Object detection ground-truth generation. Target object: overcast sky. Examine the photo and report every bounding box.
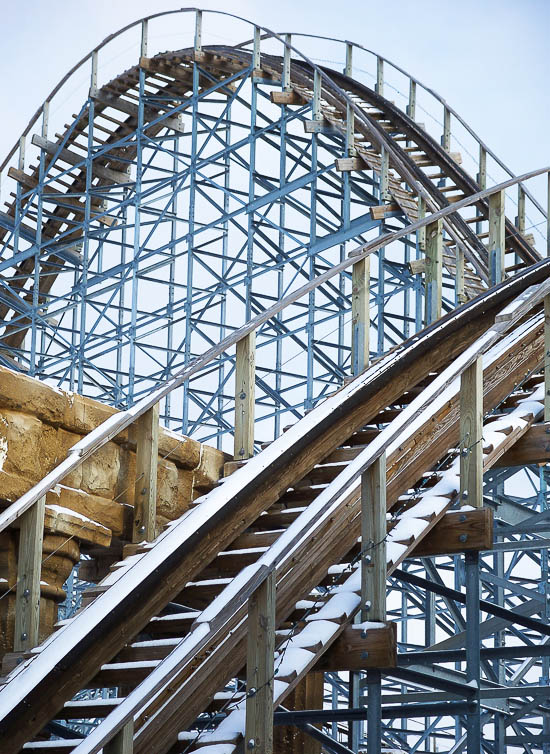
[1,0,548,186]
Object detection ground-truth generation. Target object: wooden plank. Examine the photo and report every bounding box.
[316,623,397,671]
[409,509,493,556]
[245,571,276,754]
[369,202,400,220]
[234,332,256,461]
[14,495,45,652]
[496,422,550,466]
[132,403,160,543]
[425,219,443,324]
[459,358,483,508]
[335,156,366,172]
[104,721,134,754]
[361,453,386,622]
[408,258,425,275]
[488,189,505,285]
[270,90,303,105]
[351,256,370,375]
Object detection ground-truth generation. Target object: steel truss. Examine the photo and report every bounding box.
[1,9,549,753]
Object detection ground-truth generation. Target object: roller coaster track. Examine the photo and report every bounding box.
[0,10,549,754]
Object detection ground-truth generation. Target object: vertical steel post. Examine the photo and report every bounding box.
[465,550,481,754]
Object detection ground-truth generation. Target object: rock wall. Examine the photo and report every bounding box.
[0,365,227,656]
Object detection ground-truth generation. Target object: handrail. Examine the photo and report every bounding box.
[0,166,547,537]
[276,32,547,220]
[68,277,550,753]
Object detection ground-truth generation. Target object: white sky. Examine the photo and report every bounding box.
[1,0,548,183]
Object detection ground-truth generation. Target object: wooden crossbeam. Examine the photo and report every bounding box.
[409,508,493,557]
[316,623,397,671]
[496,422,550,466]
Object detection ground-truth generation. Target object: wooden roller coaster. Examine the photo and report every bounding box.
[0,9,549,754]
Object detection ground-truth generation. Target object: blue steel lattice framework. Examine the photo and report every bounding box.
[0,10,550,754]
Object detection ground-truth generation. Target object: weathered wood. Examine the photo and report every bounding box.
[274,672,323,754]
[335,156,365,172]
[488,189,505,285]
[234,332,256,460]
[546,295,550,422]
[408,258,425,275]
[456,244,466,304]
[361,452,386,622]
[132,403,159,543]
[369,202,400,219]
[14,495,46,652]
[409,508,493,556]
[245,571,276,754]
[497,422,550,466]
[460,357,483,508]
[316,623,397,670]
[270,90,303,105]
[351,256,370,375]
[425,219,443,324]
[104,721,133,754]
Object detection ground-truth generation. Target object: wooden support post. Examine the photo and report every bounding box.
[442,107,451,152]
[361,452,386,623]
[488,189,505,285]
[346,104,355,156]
[246,571,276,754]
[253,26,261,72]
[234,331,256,460]
[140,19,148,58]
[351,255,370,375]
[345,42,353,78]
[90,50,98,98]
[456,243,466,305]
[194,10,202,53]
[460,357,483,509]
[376,56,384,96]
[417,195,426,251]
[282,34,291,90]
[517,185,526,234]
[407,79,416,120]
[545,295,550,422]
[14,495,45,651]
[380,147,389,202]
[424,219,443,325]
[477,146,487,190]
[104,721,134,754]
[132,403,159,543]
[312,69,321,121]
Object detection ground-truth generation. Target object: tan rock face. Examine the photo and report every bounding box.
[0,365,228,657]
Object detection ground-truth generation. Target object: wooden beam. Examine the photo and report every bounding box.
[425,219,443,324]
[361,453,386,622]
[351,256,370,375]
[14,495,45,652]
[408,508,493,557]
[270,90,303,106]
[496,422,550,466]
[234,331,256,461]
[132,403,159,543]
[274,672,323,754]
[104,721,133,754]
[335,156,366,172]
[245,571,276,754]
[316,623,397,671]
[460,357,483,508]
[488,189,505,285]
[369,202,400,220]
[456,244,466,304]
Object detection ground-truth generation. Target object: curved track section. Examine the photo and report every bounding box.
[0,14,543,451]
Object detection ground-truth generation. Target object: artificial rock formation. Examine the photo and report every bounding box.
[0,365,227,656]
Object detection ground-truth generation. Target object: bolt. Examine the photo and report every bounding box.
[459,514,467,523]
[248,687,256,697]
[21,632,27,641]
[247,739,256,749]
[364,555,372,565]
[364,600,372,610]
[139,525,146,533]
[141,487,147,495]
[459,534,468,543]
[361,629,368,639]
[23,588,30,598]
[239,447,245,457]
[361,651,369,660]
[240,391,246,400]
